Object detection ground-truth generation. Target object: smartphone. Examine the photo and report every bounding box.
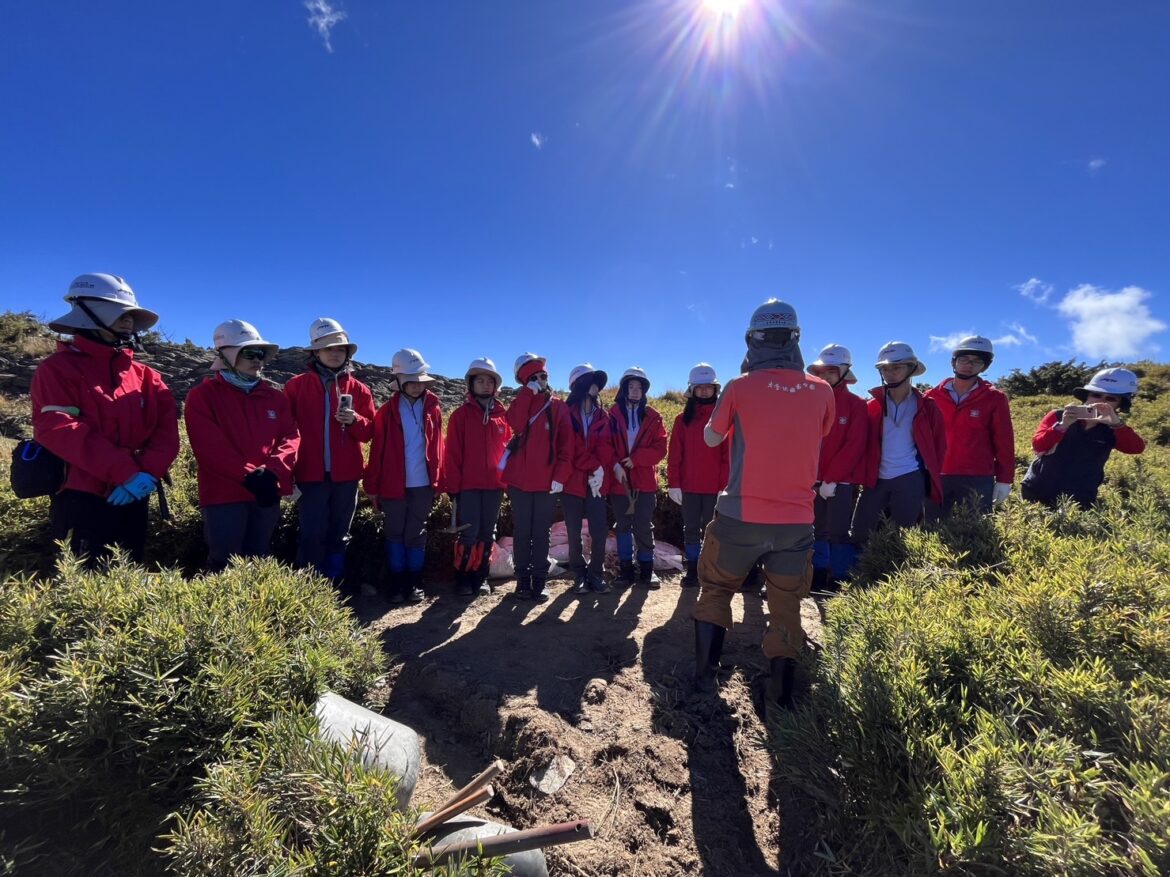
[338,393,353,411]
[1066,405,1096,419]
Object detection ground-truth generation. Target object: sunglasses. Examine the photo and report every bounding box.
[237,348,267,362]
[1086,392,1120,403]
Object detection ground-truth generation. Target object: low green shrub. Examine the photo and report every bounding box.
[0,555,386,875]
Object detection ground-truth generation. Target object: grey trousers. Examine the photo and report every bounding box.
[681,492,718,547]
[850,470,926,546]
[381,486,434,549]
[561,493,608,576]
[814,483,857,543]
[455,488,503,551]
[202,501,282,573]
[296,477,359,568]
[508,487,555,578]
[613,490,656,558]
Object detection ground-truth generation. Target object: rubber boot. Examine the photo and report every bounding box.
[829,542,859,588]
[514,575,532,599]
[766,656,797,715]
[615,560,636,588]
[384,542,406,604]
[638,559,661,590]
[693,620,726,695]
[682,560,698,588]
[531,573,549,604]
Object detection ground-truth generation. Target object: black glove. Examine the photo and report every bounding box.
[243,468,281,508]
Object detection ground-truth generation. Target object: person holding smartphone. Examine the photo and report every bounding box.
[1021,368,1146,509]
[284,318,376,598]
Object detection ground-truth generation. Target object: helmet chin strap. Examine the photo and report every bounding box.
[74,298,140,351]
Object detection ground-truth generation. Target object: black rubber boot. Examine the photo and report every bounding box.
[615,561,636,588]
[531,574,549,604]
[406,570,425,604]
[693,620,726,695]
[638,559,661,590]
[681,560,698,588]
[514,575,533,599]
[766,657,797,713]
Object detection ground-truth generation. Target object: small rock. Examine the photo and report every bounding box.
[529,754,576,795]
[583,678,608,705]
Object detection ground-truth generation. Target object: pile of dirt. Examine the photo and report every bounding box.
[361,574,825,876]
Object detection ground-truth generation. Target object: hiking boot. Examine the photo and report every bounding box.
[406,570,425,604]
[514,575,533,599]
[693,620,726,695]
[587,571,611,594]
[532,575,549,604]
[614,561,636,588]
[681,560,698,588]
[456,571,476,598]
[766,656,797,712]
[572,572,589,595]
[638,560,661,590]
[477,578,492,597]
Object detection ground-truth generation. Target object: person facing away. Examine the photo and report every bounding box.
[31,273,179,565]
[692,298,835,715]
[284,318,376,599]
[184,319,300,573]
[1021,367,1146,509]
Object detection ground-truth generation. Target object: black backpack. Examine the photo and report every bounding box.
[10,439,65,499]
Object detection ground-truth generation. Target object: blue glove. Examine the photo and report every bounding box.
[107,486,136,506]
[122,472,158,500]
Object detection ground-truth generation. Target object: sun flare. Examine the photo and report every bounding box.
[702,0,749,18]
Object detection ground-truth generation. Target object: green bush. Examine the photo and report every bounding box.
[165,709,504,877]
[772,486,1170,875]
[0,555,386,875]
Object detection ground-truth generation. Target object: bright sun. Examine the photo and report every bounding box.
[703,0,749,18]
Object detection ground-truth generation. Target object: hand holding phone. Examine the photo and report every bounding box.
[336,393,355,429]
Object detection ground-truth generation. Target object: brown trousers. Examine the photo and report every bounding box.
[693,513,813,659]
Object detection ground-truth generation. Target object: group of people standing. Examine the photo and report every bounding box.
[28,274,1148,713]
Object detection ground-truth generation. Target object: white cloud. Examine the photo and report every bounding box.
[304,0,346,52]
[530,132,545,149]
[928,331,974,353]
[930,323,1037,352]
[1001,322,1038,345]
[1056,284,1168,359]
[1016,277,1053,305]
[724,182,736,189]
[1088,158,1107,174]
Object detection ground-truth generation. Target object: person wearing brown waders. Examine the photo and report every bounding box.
[692,299,835,714]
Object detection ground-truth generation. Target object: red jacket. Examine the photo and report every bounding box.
[502,387,573,492]
[817,381,869,484]
[284,370,376,483]
[607,404,668,495]
[364,391,443,499]
[924,379,1016,483]
[667,406,728,494]
[440,395,510,494]
[30,336,180,498]
[1032,410,1146,456]
[565,402,617,498]
[861,387,947,505]
[185,375,300,507]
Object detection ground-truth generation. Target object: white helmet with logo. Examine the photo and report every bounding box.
[808,344,857,384]
[568,363,609,392]
[392,348,435,384]
[49,273,159,335]
[1075,367,1138,401]
[465,357,503,390]
[952,335,994,365]
[746,298,801,344]
[308,317,358,358]
[513,352,547,384]
[211,319,279,370]
[620,366,651,392]
[686,363,720,396]
[875,341,927,377]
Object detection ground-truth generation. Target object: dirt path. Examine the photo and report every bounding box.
[360,571,825,876]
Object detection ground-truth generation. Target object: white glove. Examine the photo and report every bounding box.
[588,467,604,498]
[817,482,837,500]
[526,379,543,392]
[549,480,564,494]
[668,487,683,505]
[992,482,1012,505]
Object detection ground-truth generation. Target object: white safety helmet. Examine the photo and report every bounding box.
[513,352,548,384]
[308,317,358,358]
[686,363,720,396]
[1074,367,1138,411]
[620,366,651,393]
[49,273,159,335]
[392,348,435,384]
[952,335,994,366]
[211,319,279,371]
[875,341,927,377]
[746,298,801,344]
[465,357,503,391]
[568,363,609,392]
[808,344,857,384]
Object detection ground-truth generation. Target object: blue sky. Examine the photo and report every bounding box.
[2,0,1168,391]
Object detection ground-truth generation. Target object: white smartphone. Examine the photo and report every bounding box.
[338,393,353,411]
